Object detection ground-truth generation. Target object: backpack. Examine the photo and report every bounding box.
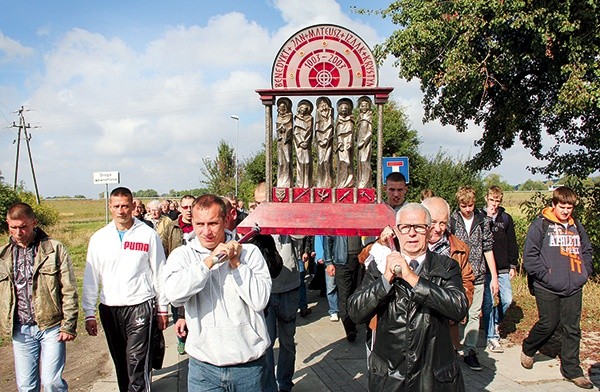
[249,234,283,279]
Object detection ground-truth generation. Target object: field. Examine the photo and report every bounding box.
[0,193,598,388]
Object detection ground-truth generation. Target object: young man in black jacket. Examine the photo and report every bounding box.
[521,187,594,389]
[481,186,519,353]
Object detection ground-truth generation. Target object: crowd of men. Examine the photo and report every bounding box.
[0,176,595,391]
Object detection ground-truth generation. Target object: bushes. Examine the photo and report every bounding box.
[0,183,58,232]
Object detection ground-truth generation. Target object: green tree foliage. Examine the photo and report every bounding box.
[133,189,160,198]
[483,173,514,192]
[0,181,58,232]
[0,182,21,231]
[372,0,600,178]
[240,148,269,202]
[416,150,485,207]
[518,179,547,191]
[201,140,238,196]
[521,178,600,273]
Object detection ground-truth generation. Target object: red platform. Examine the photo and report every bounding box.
[237,202,396,236]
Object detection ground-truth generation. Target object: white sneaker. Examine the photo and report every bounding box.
[330,313,339,322]
[487,339,504,353]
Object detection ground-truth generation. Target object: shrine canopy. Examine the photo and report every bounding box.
[239,24,396,237]
[272,24,378,90]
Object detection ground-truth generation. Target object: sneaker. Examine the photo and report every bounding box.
[520,351,534,369]
[487,339,504,353]
[330,313,339,322]
[299,308,312,317]
[463,350,482,371]
[346,331,357,342]
[566,376,594,389]
[177,341,186,355]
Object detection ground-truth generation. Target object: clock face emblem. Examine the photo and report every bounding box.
[272,24,378,89]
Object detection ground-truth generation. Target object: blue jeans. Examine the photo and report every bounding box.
[188,355,265,391]
[297,260,308,310]
[325,268,339,315]
[463,283,484,352]
[264,289,298,392]
[482,272,513,341]
[13,324,68,392]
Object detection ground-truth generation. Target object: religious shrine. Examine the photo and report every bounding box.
[238,24,396,236]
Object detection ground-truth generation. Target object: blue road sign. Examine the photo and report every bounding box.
[382,157,409,184]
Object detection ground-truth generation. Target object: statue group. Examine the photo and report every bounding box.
[275,96,374,189]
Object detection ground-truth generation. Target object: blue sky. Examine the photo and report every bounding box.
[0,0,544,198]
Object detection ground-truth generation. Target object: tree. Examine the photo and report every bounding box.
[371,0,600,178]
[201,140,238,196]
[0,181,58,232]
[518,179,547,191]
[483,173,514,192]
[133,189,160,198]
[416,150,485,207]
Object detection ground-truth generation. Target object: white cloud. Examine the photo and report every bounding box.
[0,32,34,62]
[0,0,548,197]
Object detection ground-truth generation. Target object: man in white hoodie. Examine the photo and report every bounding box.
[163,194,271,391]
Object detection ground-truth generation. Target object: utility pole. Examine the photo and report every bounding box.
[11,106,41,204]
[230,115,240,196]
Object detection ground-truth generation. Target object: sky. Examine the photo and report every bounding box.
[0,0,547,198]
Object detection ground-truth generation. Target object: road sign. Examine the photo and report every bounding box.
[382,157,409,184]
[93,171,120,185]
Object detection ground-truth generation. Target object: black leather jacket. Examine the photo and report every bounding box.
[348,251,467,391]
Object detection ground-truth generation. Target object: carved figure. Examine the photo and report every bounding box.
[314,97,334,188]
[356,96,373,188]
[275,98,293,187]
[293,100,314,188]
[335,98,355,188]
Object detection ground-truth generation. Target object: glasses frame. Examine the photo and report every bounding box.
[396,223,429,235]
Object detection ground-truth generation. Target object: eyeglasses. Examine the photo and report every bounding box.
[181,205,192,210]
[396,224,429,235]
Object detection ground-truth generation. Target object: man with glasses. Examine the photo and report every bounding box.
[176,195,195,243]
[349,203,467,391]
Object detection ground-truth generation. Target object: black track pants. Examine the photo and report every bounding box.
[99,300,154,392]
